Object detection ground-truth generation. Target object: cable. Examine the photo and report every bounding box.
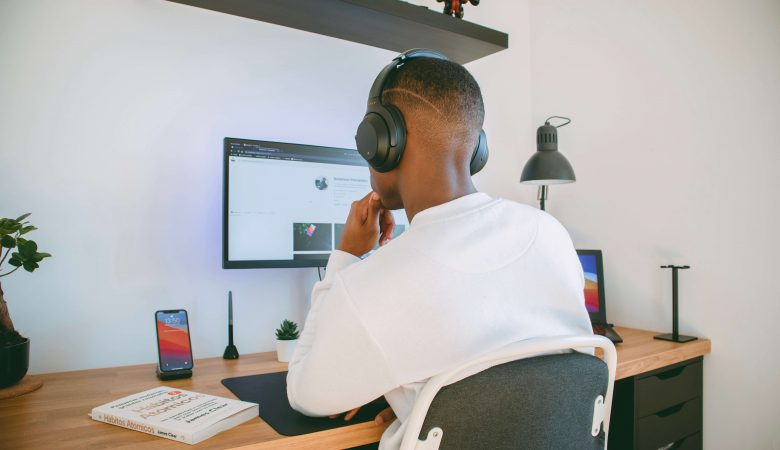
[545,116,571,128]
[317,266,323,282]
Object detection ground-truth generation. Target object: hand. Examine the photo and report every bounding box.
[338,192,395,257]
[374,406,396,425]
[329,407,362,421]
[327,405,396,425]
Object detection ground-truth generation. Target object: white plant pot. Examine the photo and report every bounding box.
[276,339,298,363]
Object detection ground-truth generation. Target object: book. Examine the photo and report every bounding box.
[89,386,259,445]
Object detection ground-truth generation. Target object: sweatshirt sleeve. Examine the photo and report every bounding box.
[287,251,398,416]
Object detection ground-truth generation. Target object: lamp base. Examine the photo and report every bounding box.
[654,333,698,343]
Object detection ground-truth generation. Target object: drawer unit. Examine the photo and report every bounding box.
[608,357,703,450]
[636,361,702,417]
[637,398,702,450]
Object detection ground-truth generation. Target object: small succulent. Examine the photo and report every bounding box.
[275,319,300,341]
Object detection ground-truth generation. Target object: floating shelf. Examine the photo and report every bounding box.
[165,0,508,64]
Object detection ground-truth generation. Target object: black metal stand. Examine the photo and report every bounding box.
[223,291,239,359]
[538,185,548,211]
[655,265,698,343]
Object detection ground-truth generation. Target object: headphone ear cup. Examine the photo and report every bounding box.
[356,112,389,170]
[381,103,407,170]
[355,104,407,173]
[469,129,489,175]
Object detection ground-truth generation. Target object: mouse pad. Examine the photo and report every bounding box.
[221,371,388,436]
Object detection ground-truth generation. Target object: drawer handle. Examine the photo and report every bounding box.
[657,433,695,450]
[655,402,685,418]
[655,366,686,380]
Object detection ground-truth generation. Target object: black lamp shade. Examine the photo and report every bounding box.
[520,123,576,185]
[520,151,576,185]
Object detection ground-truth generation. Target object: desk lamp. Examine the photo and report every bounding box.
[520,116,576,210]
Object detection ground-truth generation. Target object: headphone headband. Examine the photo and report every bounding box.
[367,49,449,104]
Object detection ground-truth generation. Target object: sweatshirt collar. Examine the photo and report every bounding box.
[409,192,494,227]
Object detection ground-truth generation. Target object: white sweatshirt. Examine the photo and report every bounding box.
[287,192,593,449]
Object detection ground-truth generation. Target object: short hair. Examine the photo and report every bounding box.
[381,57,485,153]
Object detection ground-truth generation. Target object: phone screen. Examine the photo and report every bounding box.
[155,310,193,371]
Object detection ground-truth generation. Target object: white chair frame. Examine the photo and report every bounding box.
[399,335,618,450]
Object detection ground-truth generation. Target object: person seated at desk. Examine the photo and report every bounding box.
[286,54,593,449]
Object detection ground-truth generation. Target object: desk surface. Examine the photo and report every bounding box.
[0,327,710,450]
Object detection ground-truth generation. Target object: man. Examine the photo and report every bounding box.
[287,54,592,449]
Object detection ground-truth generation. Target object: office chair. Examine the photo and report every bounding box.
[399,335,617,450]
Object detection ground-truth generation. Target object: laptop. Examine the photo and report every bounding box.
[577,249,623,344]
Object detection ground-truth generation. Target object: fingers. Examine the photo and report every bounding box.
[374,406,396,425]
[366,192,382,224]
[354,192,380,224]
[344,407,361,421]
[379,209,395,246]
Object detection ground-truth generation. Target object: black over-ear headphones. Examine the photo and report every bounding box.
[355,49,489,175]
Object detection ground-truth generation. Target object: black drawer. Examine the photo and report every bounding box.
[651,432,702,450]
[670,432,702,450]
[637,398,702,450]
[636,360,702,417]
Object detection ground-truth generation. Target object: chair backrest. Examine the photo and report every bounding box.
[399,335,617,450]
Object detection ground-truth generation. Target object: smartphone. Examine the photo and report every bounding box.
[155,309,193,372]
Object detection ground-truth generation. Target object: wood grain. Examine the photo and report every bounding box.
[609,327,711,380]
[0,375,43,400]
[0,327,709,450]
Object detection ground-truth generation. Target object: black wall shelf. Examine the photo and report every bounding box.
[165,0,508,64]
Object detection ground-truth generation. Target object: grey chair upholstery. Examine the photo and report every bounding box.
[416,352,609,450]
[400,336,616,450]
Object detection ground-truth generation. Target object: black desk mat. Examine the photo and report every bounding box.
[222,371,388,436]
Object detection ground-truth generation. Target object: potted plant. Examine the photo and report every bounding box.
[275,319,300,363]
[0,213,51,389]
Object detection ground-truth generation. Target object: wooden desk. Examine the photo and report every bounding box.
[0,327,710,450]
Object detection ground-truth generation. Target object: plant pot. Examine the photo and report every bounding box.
[0,337,29,389]
[276,339,298,363]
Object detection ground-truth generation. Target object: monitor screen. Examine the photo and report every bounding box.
[223,138,407,269]
[577,251,602,314]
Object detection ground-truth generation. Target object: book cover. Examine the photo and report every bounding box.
[90,386,258,445]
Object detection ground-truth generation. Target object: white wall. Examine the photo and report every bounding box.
[0,0,534,373]
[528,1,780,448]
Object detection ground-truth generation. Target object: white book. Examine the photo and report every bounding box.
[90,386,259,445]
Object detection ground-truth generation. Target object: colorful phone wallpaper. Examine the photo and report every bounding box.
[156,311,192,371]
[578,254,600,313]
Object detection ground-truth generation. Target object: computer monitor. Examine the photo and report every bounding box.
[223,137,407,269]
[576,249,607,323]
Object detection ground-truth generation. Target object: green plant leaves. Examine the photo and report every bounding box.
[0,213,32,237]
[19,240,37,258]
[0,213,51,276]
[0,235,15,249]
[19,225,37,235]
[0,220,21,236]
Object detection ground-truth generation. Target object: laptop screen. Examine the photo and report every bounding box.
[578,253,600,314]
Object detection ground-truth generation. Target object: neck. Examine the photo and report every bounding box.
[399,166,477,222]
